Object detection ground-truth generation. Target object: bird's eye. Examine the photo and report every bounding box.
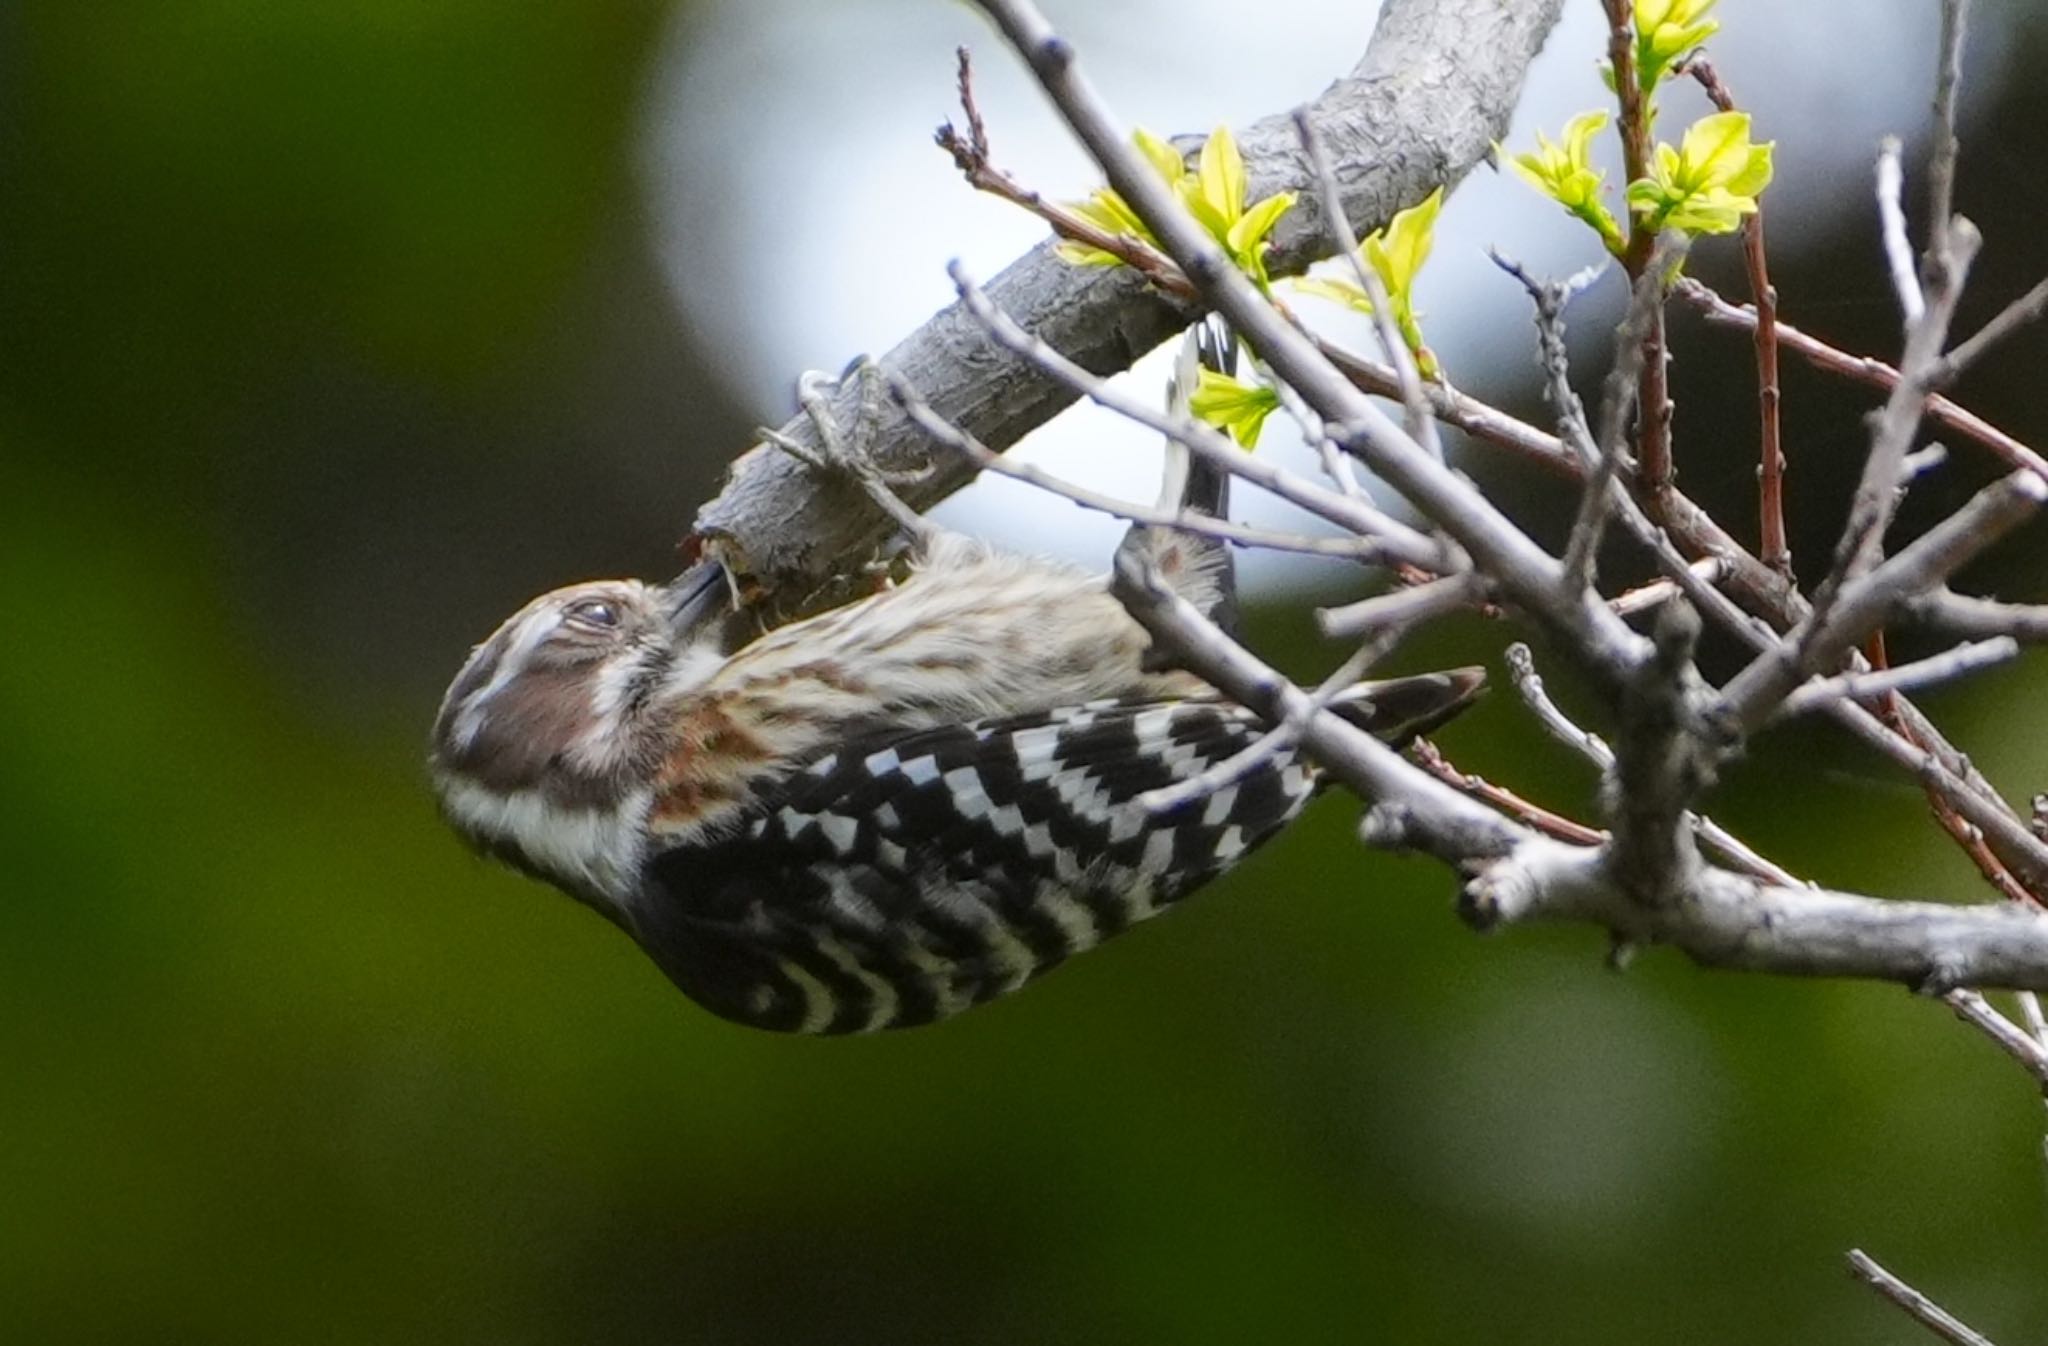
[566,597,621,630]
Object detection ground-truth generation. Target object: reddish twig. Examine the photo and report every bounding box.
[934,48,1196,299]
[1674,279,2048,483]
[1685,57,1787,577]
[1601,0,1673,507]
[1320,309,2048,892]
[1868,631,2044,907]
[1601,0,1652,262]
[1410,739,1608,847]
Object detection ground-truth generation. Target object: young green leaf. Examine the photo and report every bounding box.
[1056,125,1295,288]
[1635,0,1720,98]
[1187,368,1281,448]
[1501,111,1626,254]
[1626,109,1773,237]
[1290,188,1445,377]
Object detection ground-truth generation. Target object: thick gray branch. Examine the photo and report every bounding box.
[686,0,1564,591]
[1466,840,2048,993]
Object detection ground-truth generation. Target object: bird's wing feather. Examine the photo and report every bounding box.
[637,696,1314,1033]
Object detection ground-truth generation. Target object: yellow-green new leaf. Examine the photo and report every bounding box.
[1635,0,1719,96]
[1056,123,1296,290]
[1056,187,1161,266]
[1628,110,1773,237]
[1197,127,1246,231]
[1364,187,1442,297]
[1187,368,1280,448]
[1056,126,1183,269]
[1290,274,1374,315]
[1502,111,1625,252]
[1227,192,1295,257]
[1291,188,1443,377]
[1133,127,1189,184]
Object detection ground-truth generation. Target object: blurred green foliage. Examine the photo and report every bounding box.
[3,3,2046,1343]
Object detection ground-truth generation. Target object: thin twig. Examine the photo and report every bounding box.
[1139,634,1393,815]
[936,49,1196,299]
[1683,56,1790,578]
[1586,243,1687,591]
[1846,1250,1999,1346]
[946,262,1456,573]
[1610,561,1722,618]
[1820,195,1981,614]
[1718,471,2045,733]
[1877,138,1926,323]
[890,375,1395,561]
[1948,991,2048,1086]
[1317,574,1481,640]
[1506,642,1614,768]
[1260,353,1370,500]
[1934,274,2048,385]
[1925,0,1972,282]
[1294,107,1442,460]
[1777,637,2019,718]
[1409,739,1608,847]
[1674,280,2048,483]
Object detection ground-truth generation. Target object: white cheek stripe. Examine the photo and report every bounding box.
[451,612,558,752]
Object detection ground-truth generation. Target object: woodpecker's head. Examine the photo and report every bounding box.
[428,575,726,906]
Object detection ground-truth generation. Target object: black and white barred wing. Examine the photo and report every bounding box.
[638,697,1317,1034]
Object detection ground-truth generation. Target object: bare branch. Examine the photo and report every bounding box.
[975,0,1647,686]
[890,374,1392,562]
[1777,638,2020,718]
[1317,574,1482,641]
[1846,1249,1999,1346]
[1465,839,2048,993]
[1935,274,2048,385]
[1903,591,2048,645]
[1718,471,2045,734]
[946,263,1456,572]
[1293,108,1442,460]
[1878,138,1926,323]
[1674,280,2048,483]
[1947,991,2048,1087]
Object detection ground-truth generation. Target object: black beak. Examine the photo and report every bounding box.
[660,562,732,641]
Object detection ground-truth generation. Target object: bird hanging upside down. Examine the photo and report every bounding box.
[429,327,1482,1032]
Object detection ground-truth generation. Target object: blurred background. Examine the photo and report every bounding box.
[5,0,2047,1341]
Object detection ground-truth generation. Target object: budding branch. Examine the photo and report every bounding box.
[681,0,2048,1018]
